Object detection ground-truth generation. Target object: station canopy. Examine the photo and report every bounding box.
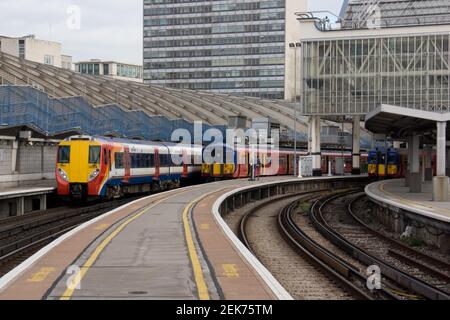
[365,104,450,139]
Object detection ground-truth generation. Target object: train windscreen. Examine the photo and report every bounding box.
[58,146,70,164]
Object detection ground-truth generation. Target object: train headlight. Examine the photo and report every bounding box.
[88,169,100,182]
[58,168,69,182]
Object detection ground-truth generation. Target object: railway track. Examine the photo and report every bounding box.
[309,191,450,300]
[0,197,139,276]
[237,189,380,300]
[277,194,397,300]
[238,187,449,300]
[349,195,450,282]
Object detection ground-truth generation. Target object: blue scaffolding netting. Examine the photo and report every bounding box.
[0,85,225,142]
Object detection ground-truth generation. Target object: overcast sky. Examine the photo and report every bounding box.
[0,0,343,65]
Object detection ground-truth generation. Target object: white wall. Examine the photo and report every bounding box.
[284,0,308,102]
[61,55,73,70]
[0,37,19,56]
[25,38,62,68]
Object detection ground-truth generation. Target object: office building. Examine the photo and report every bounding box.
[143,0,306,100]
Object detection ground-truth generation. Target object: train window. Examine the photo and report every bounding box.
[149,154,155,167]
[103,149,107,166]
[130,153,155,169]
[89,146,101,164]
[57,146,70,163]
[387,154,398,164]
[115,153,124,169]
[159,155,164,166]
[159,154,168,166]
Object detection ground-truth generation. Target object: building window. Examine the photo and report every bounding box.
[103,63,110,75]
[44,55,54,66]
[94,64,100,75]
[19,39,25,58]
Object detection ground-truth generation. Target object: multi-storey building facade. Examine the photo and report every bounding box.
[75,60,143,83]
[143,0,306,100]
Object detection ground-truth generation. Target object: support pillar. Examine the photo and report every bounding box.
[410,134,422,193]
[309,116,322,176]
[352,115,361,175]
[424,148,433,181]
[40,195,47,211]
[433,121,449,201]
[447,148,450,177]
[16,197,24,216]
[405,135,412,187]
[11,139,18,173]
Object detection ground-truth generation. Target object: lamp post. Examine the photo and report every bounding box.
[289,42,302,177]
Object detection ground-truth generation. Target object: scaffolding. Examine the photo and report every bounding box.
[0,85,225,142]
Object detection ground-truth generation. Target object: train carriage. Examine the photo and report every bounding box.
[57,136,201,200]
[58,135,370,200]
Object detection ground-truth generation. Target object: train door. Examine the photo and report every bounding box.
[182,149,188,178]
[154,148,160,180]
[102,147,110,178]
[323,156,329,175]
[123,147,131,183]
[246,151,251,178]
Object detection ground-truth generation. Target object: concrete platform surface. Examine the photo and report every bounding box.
[0,176,295,300]
[366,179,450,223]
[0,180,56,199]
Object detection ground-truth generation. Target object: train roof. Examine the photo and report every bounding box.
[64,135,200,148]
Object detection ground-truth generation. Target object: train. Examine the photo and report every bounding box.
[368,148,401,178]
[368,147,437,179]
[56,135,368,200]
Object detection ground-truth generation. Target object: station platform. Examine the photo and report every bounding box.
[366,179,450,223]
[0,177,301,300]
[0,180,56,217]
[0,183,55,200]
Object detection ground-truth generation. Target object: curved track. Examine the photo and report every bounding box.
[238,190,379,299]
[310,191,450,300]
[278,194,396,300]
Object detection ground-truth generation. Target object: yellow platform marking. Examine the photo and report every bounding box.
[60,190,191,300]
[200,224,210,230]
[27,267,56,283]
[183,196,211,300]
[94,223,110,231]
[182,186,240,300]
[60,185,235,301]
[222,264,240,279]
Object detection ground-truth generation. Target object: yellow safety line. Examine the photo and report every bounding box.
[60,190,190,300]
[182,187,235,301]
[182,197,210,300]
